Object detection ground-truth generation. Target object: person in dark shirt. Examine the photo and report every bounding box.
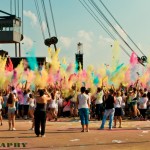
[99,89,115,130]
[34,89,51,137]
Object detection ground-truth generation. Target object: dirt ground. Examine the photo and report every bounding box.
[0,118,150,150]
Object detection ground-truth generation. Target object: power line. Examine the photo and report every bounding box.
[22,0,23,34]
[82,0,116,40]
[79,0,130,57]
[89,0,136,55]
[98,0,145,56]
[89,0,147,66]
[49,0,57,37]
[34,0,45,40]
[41,0,51,38]
[17,0,19,17]
[14,0,16,16]
[10,0,12,14]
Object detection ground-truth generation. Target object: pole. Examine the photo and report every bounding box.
[15,43,17,57]
[19,42,21,57]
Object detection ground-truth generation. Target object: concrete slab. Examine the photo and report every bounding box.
[0,119,150,150]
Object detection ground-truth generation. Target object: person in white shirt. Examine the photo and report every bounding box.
[77,87,90,132]
[114,91,123,128]
[28,93,35,130]
[70,85,78,117]
[49,92,58,121]
[138,91,148,120]
[94,87,104,120]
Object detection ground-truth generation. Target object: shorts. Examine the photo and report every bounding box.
[127,103,132,111]
[114,108,122,116]
[29,106,35,111]
[131,101,137,106]
[8,107,16,115]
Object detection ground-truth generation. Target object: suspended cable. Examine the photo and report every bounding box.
[17,0,19,17]
[34,0,45,40]
[22,0,23,35]
[98,0,145,56]
[82,0,115,41]
[14,0,16,16]
[41,0,51,38]
[10,0,12,14]
[90,0,147,66]
[33,0,58,50]
[83,0,130,57]
[89,0,137,55]
[49,0,57,37]
[79,0,130,57]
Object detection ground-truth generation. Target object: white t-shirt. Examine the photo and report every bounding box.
[12,89,17,95]
[0,99,2,109]
[29,98,35,107]
[58,98,63,107]
[115,96,122,108]
[24,94,29,105]
[78,93,89,109]
[138,97,148,109]
[49,99,57,109]
[95,91,104,104]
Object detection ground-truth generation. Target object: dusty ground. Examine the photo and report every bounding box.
[0,118,150,150]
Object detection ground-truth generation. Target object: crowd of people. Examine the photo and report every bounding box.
[0,79,150,136]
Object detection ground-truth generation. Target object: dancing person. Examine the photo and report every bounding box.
[7,93,17,130]
[100,89,115,130]
[2,90,9,119]
[0,91,4,126]
[34,89,51,137]
[62,99,70,117]
[131,88,140,119]
[138,91,148,120]
[94,87,104,120]
[77,87,90,132]
[57,93,64,117]
[114,91,123,128]
[70,85,78,117]
[49,92,58,121]
[23,90,30,120]
[28,93,35,130]
[17,90,24,119]
[85,88,91,120]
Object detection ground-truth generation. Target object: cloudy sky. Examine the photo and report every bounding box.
[0,0,150,68]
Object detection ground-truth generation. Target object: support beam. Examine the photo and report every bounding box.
[15,43,17,57]
[19,43,21,57]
